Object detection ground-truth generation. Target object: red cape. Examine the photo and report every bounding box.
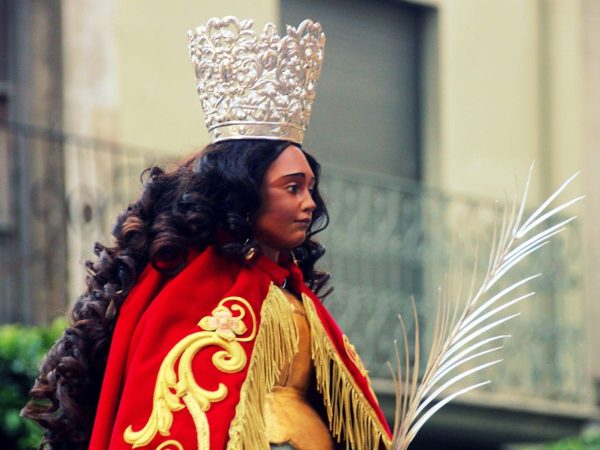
[89,246,392,450]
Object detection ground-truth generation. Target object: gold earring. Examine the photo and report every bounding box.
[244,247,256,261]
[243,238,256,261]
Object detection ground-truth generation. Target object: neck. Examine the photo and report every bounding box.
[258,243,280,263]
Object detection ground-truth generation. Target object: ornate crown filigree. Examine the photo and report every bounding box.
[188,16,325,145]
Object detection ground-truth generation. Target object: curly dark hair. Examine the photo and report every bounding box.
[21,139,331,450]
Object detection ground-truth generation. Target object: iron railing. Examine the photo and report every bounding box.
[319,164,588,406]
[0,121,157,323]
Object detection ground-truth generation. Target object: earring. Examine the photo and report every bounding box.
[243,238,257,262]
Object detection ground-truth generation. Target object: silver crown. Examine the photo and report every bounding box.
[188,16,325,145]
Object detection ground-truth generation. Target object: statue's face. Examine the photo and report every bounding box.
[253,145,316,259]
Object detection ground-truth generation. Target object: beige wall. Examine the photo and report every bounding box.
[115,1,279,157]
[63,0,279,156]
[417,0,592,405]
[428,0,584,203]
[63,0,120,140]
[542,0,584,190]
[436,0,540,199]
[582,0,600,387]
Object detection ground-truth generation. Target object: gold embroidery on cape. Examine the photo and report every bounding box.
[343,334,379,405]
[225,284,299,450]
[123,297,256,450]
[155,440,184,450]
[303,294,392,450]
[343,334,369,378]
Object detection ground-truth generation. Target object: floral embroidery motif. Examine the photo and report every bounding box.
[124,297,256,450]
[199,305,247,341]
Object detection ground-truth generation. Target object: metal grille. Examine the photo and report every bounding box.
[0,122,157,324]
[318,163,588,405]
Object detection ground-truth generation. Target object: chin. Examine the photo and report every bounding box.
[290,234,308,248]
[278,237,307,252]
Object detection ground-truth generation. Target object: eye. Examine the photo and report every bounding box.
[286,184,299,194]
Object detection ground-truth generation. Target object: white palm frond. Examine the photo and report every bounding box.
[391,166,583,450]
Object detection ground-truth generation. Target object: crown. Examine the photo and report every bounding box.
[188,16,325,145]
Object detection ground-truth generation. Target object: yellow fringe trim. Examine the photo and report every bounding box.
[303,294,392,450]
[226,284,299,450]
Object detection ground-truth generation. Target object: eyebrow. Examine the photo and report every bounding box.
[277,173,316,184]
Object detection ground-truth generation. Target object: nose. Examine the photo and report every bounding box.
[302,190,317,213]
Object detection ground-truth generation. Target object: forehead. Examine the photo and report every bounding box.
[264,145,315,181]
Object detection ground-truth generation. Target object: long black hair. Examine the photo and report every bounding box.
[22,139,331,450]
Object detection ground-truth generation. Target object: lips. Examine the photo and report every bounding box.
[295,218,311,227]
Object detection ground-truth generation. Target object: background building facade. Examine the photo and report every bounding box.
[1,0,599,448]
